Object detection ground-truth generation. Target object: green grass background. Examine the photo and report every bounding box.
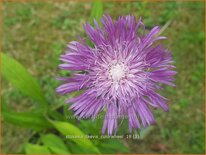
[2,1,205,154]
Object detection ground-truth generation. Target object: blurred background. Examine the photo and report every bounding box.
[2,1,205,154]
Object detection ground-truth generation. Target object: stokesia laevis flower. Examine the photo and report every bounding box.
[56,15,176,135]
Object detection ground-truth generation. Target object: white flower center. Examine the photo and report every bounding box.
[109,63,125,82]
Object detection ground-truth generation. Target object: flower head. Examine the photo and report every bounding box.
[56,15,176,135]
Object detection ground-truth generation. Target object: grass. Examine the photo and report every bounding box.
[2,1,205,154]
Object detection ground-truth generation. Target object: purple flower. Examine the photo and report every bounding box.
[56,15,176,135]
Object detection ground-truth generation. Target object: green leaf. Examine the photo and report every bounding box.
[24,143,51,154]
[156,20,172,36]
[2,111,52,131]
[1,53,48,113]
[67,141,92,154]
[98,139,129,153]
[48,110,65,121]
[1,97,11,112]
[41,134,70,154]
[89,0,103,24]
[50,121,100,154]
[49,147,69,154]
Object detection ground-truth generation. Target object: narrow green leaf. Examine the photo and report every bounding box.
[48,110,65,121]
[2,111,52,131]
[1,97,11,112]
[156,20,172,36]
[41,134,70,154]
[1,53,48,113]
[50,121,100,154]
[24,143,51,154]
[89,0,103,24]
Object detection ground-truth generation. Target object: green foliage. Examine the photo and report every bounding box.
[24,143,51,154]
[98,139,129,153]
[1,48,128,154]
[2,98,52,131]
[2,52,128,154]
[66,141,91,154]
[3,111,51,131]
[2,53,48,113]
[50,121,100,154]
[41,134,70,154]
[90,0,103,24]
[156,20,171,36]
